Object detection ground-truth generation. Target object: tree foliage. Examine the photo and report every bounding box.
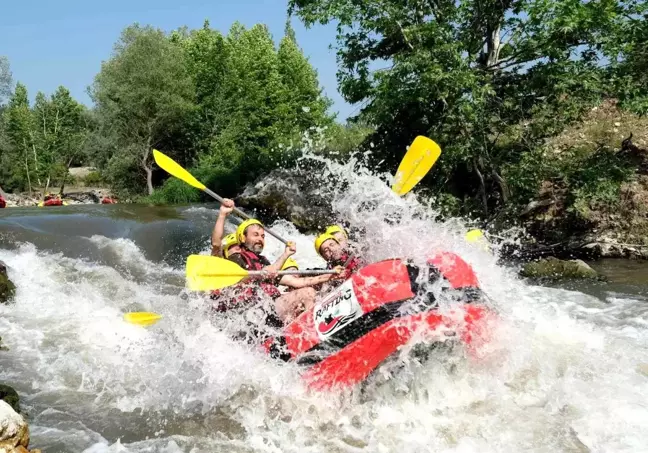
[1,81,90,194]
[90,25,196,195]
[0,56,12,105]
[289,0,648,214]
[86,20,334,200]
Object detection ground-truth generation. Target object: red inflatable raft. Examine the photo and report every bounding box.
[262,251,494,391]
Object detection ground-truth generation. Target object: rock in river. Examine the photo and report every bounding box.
[0,261,16,304]
[520,257,599,280]
[0,400,30,453]
[0,386,19,414]
[237,166,334,231]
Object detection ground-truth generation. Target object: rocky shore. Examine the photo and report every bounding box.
[0,388,41,453]
[0,188,116,208]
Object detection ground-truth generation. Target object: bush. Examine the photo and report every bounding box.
[84,171,103,186]
[145,176,202,205]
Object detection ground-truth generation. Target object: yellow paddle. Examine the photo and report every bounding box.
[123,312,163,326]
[391,136,442,196]
[152,149,289,245]
[389,137,486,245]
[186,255,338,291]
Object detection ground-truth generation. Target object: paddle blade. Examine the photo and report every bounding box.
[153,149,206,191]
[124,312,162,326]
[391,136,442,196]
[186,255,249,291]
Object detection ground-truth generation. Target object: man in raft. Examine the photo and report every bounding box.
[212,199,339,323]
[314,231,365,280]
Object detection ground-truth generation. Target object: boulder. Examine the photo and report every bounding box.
[0,261,15,304]
[0,386,19,414]
[520,257,599,280]
[0,400,29,452]
[237,166,334,231]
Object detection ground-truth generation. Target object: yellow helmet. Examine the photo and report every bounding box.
[314,233,338,256]
[465,229,484,242]
[465,229,490,252]
[281,257,299,270]
[325,225,348,239]
[222,233,238,258]
[236,218,264,243]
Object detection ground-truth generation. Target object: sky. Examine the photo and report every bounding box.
[0,0,356,121]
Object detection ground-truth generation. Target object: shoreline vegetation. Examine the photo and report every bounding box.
[1,0,647,261]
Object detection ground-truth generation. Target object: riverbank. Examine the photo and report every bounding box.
[0,187,117,208]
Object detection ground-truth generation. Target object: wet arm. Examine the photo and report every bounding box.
[210,213,227,256]
[279,274,333,289]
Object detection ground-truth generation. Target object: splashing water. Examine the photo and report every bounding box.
[1,154,648,453]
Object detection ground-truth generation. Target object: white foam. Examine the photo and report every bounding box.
[1,152,648,452]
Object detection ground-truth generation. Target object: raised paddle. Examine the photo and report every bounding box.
[152,149,289,245]
[391,136,442,196]
[389,138,485,244]
[186,254,338,292]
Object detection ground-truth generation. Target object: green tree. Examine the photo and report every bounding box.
[172,21,229,163]
[289,0,643,214]
[277,20,333,132]
[49,87,90,193]
[0,56,12,105]
[607,5,648,115]
[90,24,196,194]
[4,83,36,193]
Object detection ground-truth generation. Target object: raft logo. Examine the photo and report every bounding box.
[313,280,363,340]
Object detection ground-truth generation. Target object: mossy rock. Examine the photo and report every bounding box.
[0,272,16,304]
[521,257,599,280]
[0,384,20,413]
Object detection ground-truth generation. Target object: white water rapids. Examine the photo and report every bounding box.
[1,156,648,452]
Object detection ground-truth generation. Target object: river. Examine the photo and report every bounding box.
[1,186,648,452]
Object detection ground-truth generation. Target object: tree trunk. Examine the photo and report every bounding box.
[142,145,154,195]
[24,152,32,195]
[486,24,502,67]
[29,132,41,186]
[59,156,75,196]
[473,159,488,214]
[491,168,510,203]
[22,138,32,195]
[145,165,154,195]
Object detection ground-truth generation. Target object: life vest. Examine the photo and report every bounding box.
[235,248,283,300]
[0,196,5,209]
[209,248,282,311]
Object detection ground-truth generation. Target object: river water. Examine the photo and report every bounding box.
[2,162,648,452]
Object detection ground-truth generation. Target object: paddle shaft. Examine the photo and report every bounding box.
[200,269,339,277]
[251,269,338,276]
[203,187,289,245]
